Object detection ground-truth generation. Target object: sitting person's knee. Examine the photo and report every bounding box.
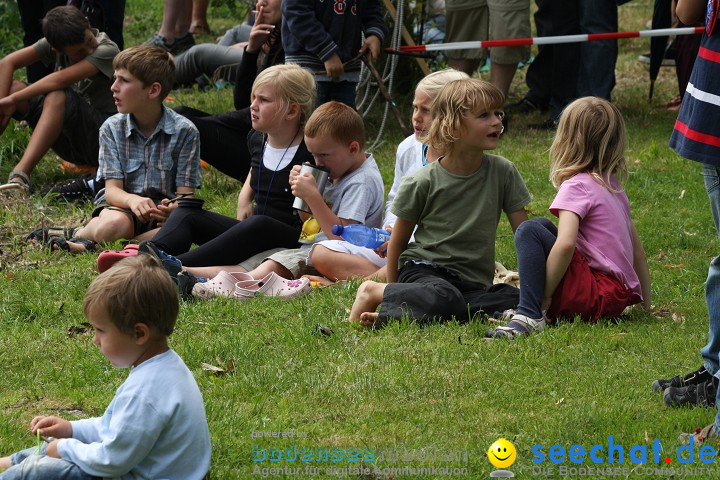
[310,245,332,268]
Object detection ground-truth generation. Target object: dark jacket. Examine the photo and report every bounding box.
[281,0,386,74]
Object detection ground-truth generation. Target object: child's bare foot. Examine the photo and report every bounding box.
[359,311,380,327]
[349,280,386,325]
[0,456,12,469]
[302,274,334,286]
[52,238,96,254]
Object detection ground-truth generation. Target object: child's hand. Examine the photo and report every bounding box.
[360,36,382,62]
[45,440,61,458]
[247,4,275,53]
[150,199,176,226]
[127,196,157,223]
[30,416,72,439]
[291,169,320,201]
[324,53,344,78]
[288,164,302,186]
[237,199,253,220]
[374,225,392,258]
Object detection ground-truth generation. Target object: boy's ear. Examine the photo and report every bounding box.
[133,322,151,345]
[348,140,360,154]
[147,82,163,100]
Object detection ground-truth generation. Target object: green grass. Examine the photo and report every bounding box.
[1,1,719,478]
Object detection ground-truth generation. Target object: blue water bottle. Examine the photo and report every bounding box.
[331,224,391,250]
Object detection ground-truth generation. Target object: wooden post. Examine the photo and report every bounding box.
[382,0,431,76]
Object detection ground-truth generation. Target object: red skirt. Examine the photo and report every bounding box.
[547,250,639,324]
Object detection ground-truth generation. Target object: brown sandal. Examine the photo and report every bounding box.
[0,171,30,193]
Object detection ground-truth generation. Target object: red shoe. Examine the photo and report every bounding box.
[97,244,139,272]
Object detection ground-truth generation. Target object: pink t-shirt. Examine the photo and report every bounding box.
[550,173,642,299]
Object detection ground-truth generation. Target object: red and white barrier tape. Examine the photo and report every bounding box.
[395,26,704,52]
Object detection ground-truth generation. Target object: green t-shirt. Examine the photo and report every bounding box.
[33,29,118,115]
[391,154,531,287]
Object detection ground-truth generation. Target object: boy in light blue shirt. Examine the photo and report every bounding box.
[0,255,211,480]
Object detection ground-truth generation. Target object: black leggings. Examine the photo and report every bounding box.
[151,207,300,267]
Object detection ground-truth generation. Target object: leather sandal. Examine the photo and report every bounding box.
[0,171,30,193]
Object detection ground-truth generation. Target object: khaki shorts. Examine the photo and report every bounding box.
[445,3,488,60]
[445,0,530,64]
[488,0,531,65]
[238,247,286,271]
[266,247,320,279]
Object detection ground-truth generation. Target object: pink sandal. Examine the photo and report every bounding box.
[192,271,253,299]
[234,272,311,301]
[97,244,139,272]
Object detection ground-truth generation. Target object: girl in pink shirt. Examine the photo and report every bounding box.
[487,97,651,338]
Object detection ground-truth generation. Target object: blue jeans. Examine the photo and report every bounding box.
[577,0,618,99]
[315,81,357,108]
[513,217,558,319]
[700,166,720,431]
[0,445,95,480]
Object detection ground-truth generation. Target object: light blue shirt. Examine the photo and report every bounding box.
[57,349,211,480]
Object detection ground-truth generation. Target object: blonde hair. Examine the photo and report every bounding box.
[251,64,316,127]
[425,78,504,155]
[113,46,176,99]
[415,68,469,100]
[549,96,627,189]
[304,101,365,150]
[83,255,178,337]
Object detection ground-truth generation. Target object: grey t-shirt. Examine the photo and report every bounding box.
[323,153,385,228]
[33,29,118,115]
[391,153,531,287]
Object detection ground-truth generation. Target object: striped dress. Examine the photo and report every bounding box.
[669,0,720,165]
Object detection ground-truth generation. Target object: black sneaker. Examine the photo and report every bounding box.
[505,98,546,115]
[664,377,718,407]
[45,174,98,202]
[652,366,713,392]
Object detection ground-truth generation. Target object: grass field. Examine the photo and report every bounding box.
[1,1,719,478]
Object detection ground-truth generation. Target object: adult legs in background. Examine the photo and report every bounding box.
[577,0,618,99]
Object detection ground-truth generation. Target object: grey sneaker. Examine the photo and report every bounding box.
[143,32,195,54]
[212,63,241,83]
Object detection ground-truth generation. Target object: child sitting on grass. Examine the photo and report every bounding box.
[308,68,469,283]
[170,101,384,299]
[28,45,201,253]
[0,5,118,194]
[349,78,531,326]
[486,97,651,339]
[0,255,211,479]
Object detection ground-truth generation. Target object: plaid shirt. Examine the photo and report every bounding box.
[97,106,201,204]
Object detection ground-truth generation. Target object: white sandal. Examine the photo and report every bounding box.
[192,271,252,299]
[234,272,311,301]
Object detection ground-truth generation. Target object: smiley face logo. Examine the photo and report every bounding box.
[487,438,516,469]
